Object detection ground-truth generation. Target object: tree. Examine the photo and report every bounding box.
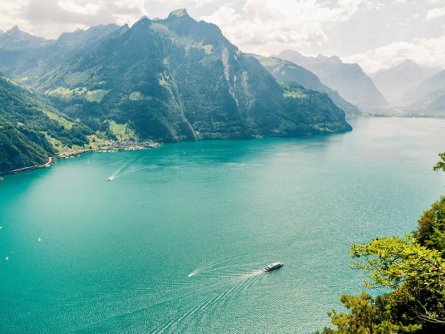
[351,237,445,328]
[319,152,445,334]
[433,152,445,173]
[317,293,410,334]
[415,197,445,256]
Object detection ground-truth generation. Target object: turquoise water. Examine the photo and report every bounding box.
[1,117,445,333]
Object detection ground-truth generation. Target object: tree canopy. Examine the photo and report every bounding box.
[318,153,445,334]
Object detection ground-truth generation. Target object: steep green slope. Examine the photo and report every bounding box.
[255,55,361,119]
[38,10,351,142]
[0,74,92,173]
[0,116,52,172]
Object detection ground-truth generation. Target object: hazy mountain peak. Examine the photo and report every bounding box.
[5,25,43,39]
[399,59,417,66]
[130,16,153,31]
[0,25,48,50]
[280,49,304,57]
[395,59,423,72]
[277,49,386,109]
[56,23,120,49]
[169,8,189,18]
[134,16,151,25]
[316,54,329,61]
[373,58,440,104]
[278,50,306,60]
[8,25,21,33]
[324,55,342,64]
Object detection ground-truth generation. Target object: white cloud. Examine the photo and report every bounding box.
[200,0,369,55]
[0,0,444,72]
[426,6,445,20]
[345,34,445,73]
[57,1,100,16]
[0,0,29,32]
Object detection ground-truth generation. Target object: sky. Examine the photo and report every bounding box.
[0,0,444,73]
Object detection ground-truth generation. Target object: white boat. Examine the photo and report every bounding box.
[263,262,284,272]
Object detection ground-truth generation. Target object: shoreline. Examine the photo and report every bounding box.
[1,157,53,176]
[0,141,162,177]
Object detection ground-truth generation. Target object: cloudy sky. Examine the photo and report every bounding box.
[0,0,444,73]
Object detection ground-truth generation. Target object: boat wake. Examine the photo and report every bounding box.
[187,258,233,278]
[107,155,144,181]
[151,267,265,333]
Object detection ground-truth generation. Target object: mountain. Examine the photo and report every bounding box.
[400,70,445,116]
[277,50,387,110]
[373,59,442,104]
[254,55,361,119]
[401,70,445,104]
[0,73,92,173]
[34,10,351,142]
[0,116,53,173]
[0,24,121,83]
[56,24,121,49]
[409,91,445,116]
[0,26,49,50]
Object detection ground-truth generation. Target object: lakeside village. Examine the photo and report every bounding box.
[58,139,162,159]
[0,140,161,177]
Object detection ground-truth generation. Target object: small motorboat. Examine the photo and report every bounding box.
[263,262,284,272]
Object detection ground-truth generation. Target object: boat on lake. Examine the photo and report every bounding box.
[263,262,283,272]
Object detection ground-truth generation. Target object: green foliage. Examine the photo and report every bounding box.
[320,153,445,333]
[318,293,419,334]
[433,153,445,173]
[0,74,93,172]
[351,237,445,328]
[0,116,51,172]
[415,197,445,255]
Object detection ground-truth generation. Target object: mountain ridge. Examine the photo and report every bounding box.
[34,13,351,142]
[373,59,442,104]
[254,55,361,119]
[277,50,387,110]
[0,11,352,173]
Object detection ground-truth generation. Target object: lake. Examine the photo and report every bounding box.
[1,117,445,333]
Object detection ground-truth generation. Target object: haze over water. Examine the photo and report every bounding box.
[1,117,445,333]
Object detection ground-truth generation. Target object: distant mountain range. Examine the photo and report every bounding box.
[0,9,352,173]
[254,55,361,119]
[373,59,442,104]
[0,26,50,50]
[401,70,445,116]
[0,24,121,83]
[277,50,387,110]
